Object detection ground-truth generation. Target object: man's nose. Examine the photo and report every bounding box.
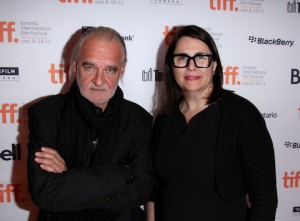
[93,70,104,86]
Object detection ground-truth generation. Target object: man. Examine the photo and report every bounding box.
[27,26,154,221]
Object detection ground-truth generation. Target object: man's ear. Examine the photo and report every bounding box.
[72,62,77,76]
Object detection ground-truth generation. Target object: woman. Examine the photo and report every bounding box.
[148,25,277,221]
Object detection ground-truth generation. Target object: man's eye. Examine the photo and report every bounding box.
[106,67,117,74]
[84,65,95,71]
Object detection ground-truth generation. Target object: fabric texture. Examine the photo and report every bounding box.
[27,82,154,221]
[153,92,277,221]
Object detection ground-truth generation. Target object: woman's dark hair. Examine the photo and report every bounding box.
[154,25,229,116]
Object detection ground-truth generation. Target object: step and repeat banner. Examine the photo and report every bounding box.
[1,0,299,220]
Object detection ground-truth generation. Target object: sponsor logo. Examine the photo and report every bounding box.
[249,36,294,47]
[0,183,31,203]
[261,112,277,119]
[0,144,21,161]
[0,103,19,123]
[163,25,178,45]
[293,206,300,216]
[210,0,239,11]
[151,0,182,5]
[223,66,240,85]
[59,0,125,5]
[0,67,19,81]
[210,0,265,13]
[122,35,134,41]
[20,21,52,44]
[163,25,222,47]
[285,141,300,149]
[283,171,300,188]
[0,21,18,43]
[291,69,300,84]
[60,0,93,3]
[223,66,267,86]
[287,0,300,13]
[142,68,163,81]
[49,63,70,84]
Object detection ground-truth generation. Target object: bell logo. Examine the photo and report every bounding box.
[142,68,163,81]
[287,0,300,13]
[59,0,93,3]
[210,0,239,11]
[49,63,70,84]
[0,144,21,161]
[0,103,19,123]
[291,69,300,84]
[283,171,300,188]
[223,66,240,85]
[0,21,18,43]
[163,26,177,45]
[0,183,22,203]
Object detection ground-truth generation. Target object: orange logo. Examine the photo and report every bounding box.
[0,183,22,203]
[59,0,93,3]
[223,66,240,85]
[0,21,18,43]
[163,26,177,45]
[0,103,19,123]
[283,171,300,188]
[210,0,239,11]
[49,63,70,84]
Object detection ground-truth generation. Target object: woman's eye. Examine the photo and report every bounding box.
[178,56,188,61]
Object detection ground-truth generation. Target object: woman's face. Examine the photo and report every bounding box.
[172,36,217,96]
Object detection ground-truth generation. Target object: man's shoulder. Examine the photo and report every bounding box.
[121,99,152,121]
[29,94,66,113]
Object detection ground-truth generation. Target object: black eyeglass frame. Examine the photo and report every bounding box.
[172,53,214,68]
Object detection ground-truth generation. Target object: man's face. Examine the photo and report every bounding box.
[75,35,126,110]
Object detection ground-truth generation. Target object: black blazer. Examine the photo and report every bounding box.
[27,92,154,221]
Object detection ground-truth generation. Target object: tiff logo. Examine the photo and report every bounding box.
[49,63,70,84]
[283,171,300,188]
[0,183,22,203]
[223,66,240,85]
[0,103,19,123]
[288,0,300,13]
[210,0,239,11]
[60,0,93,3]
[142,68,162,81]
[163,26,177,45]
[0,21,18,43]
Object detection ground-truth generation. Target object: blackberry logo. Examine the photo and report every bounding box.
[285,141,300,148]
[285,142,292,147]
[249,36,257,43]
[248,36,294,47]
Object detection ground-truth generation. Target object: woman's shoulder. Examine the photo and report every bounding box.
[220,92,263,123]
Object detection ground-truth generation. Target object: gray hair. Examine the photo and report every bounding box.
[71,26,127,66]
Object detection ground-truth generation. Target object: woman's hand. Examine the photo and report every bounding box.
[35,147,67,173]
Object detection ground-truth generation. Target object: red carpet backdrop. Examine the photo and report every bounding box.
[0,0,299,220]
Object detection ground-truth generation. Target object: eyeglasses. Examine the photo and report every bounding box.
[172,53,214,68]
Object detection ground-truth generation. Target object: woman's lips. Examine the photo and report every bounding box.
[184,76,201,80]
